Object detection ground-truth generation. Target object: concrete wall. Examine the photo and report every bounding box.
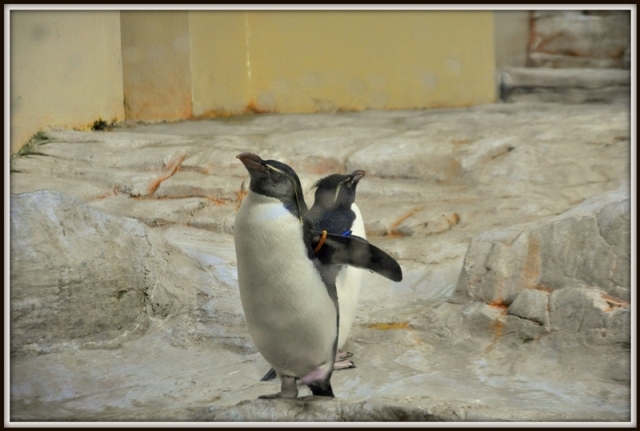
[120,11,193,120]
[189,11,249,116]
[189,10,496,116]
[10,10,498,153]
[10,11,124,154]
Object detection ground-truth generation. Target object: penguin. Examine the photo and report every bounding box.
[260,170,367,381]
[234,153,402,399]
[309,170,368,369]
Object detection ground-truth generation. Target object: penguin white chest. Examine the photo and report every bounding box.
[336,202,366,349]
[234,191,337,378]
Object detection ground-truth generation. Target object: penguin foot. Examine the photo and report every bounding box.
[335,350,353,361]
[333,351,355,371]
[259,358,354,383]
[334,359,356,371]
[259,375,298,399]
[258,391,298,399]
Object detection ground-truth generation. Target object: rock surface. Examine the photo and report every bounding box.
[454,187,631,357]
[501,10,631,105]
[528,10,631,69]
[9,101,632,423]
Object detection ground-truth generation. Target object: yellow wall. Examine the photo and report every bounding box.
[189,11,249,117]
[120,11,193,120]
[10,10,498,153]
[10,11,124,154]
[190,10,496,116]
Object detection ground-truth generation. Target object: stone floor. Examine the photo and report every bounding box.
[8,99,634,423]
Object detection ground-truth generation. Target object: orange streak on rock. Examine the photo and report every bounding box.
[385,206,425,237]
[235,183,249,211]
[484,318,505,353]
[147,154,187,196]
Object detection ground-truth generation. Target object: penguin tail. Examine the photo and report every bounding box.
[301,363,335,397]
[308,380,335,398]
[260,368,278,381]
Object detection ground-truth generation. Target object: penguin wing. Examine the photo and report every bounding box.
[311,230,403,282]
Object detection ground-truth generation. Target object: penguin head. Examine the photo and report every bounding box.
[237,153,307,219]
[312,170,366,209]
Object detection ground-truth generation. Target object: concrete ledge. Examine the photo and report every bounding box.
[499,67,630,103]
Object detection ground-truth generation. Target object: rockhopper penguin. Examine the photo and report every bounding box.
[234,153,402,399]
[260,170,367,381]
[310,171,368,368]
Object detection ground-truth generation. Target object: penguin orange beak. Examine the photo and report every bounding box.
[237,153,267,172]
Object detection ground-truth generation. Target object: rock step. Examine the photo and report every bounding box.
[500,67,630,103]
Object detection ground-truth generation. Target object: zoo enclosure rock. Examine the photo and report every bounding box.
[454,188,631,345]
[529,10,631,69]
[500,67,631,104]
[8,101,631,422]
[9,190,209,356]
[203,399,467,422]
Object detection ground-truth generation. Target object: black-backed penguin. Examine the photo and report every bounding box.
[309,171,367,369]
[234,153,402,399]
[260,170,367,381]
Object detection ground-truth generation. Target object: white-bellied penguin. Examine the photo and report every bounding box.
[234,153,402,399]
[310,170,368,367]
[260,170,368,381]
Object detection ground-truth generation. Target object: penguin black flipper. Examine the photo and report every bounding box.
[311,230,403,282]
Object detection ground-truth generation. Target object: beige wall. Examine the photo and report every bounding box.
[189,11,249,116]
[190,11,496,116]
[10,10,499,154]
[10,11,124,154]
[120,11,193,120]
